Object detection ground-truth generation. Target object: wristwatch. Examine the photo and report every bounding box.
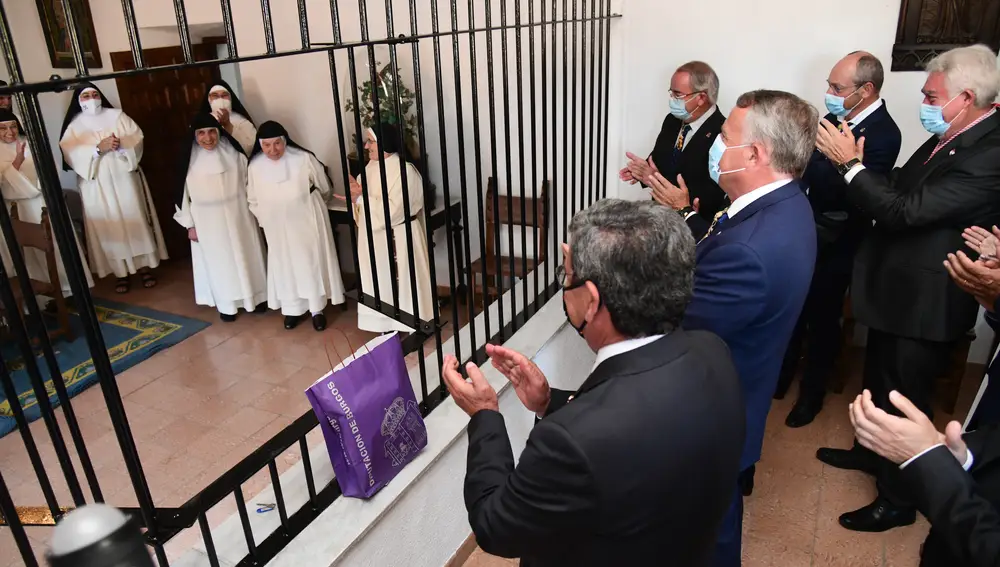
[837,157,861,176]
[678,206,694,216]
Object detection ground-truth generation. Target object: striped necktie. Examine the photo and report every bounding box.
[671,124,692,169]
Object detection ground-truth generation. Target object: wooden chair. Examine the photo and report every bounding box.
[469,177,549,305]
[9,207,74,342]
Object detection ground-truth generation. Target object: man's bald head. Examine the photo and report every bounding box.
[845,50,885,93]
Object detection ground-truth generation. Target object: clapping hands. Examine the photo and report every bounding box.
[486,343,551,414]
[619,152,658,185]
[945,225,1000,312]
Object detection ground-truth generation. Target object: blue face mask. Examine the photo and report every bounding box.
[824,89,860,118]
[920,93,964,136]
[708,135,749,184]
[669,94,699,121]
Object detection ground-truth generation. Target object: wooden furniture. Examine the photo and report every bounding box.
[469,177,549,305]
[8,207,73,342]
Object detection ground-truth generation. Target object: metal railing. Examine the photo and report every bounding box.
[0,1,619,565]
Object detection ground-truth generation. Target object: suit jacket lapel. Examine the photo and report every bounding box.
[718,181,803,232]
[572,333,690,400]
[906,112,1000,190]
[682,108,723,157]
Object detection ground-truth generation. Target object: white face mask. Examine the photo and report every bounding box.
[210,98,232,112]
[80,98,102,116]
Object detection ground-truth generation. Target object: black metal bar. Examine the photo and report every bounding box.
[267,462,289,529]
[0,352,60,518]
[466,0,491,342]
[429,0,463,362]
[0,469,39,567]
[561,0,569,244]
[261,0,277,54]
[119,0,145,68]
[220,0,239,58]
[13,86,163,559]
[198,513,221,567]
[499,0,517,332]
[364,40,403,320]
[296,0,311,50]
[327,49,363,283]
[587,0,597,207]
[57,0,87,75]
[408,0,444,403]
[173,0,194,64]
[447,0,477,353]
[235,487,256,557]
[571,0,578,223]
[347,48,383,310]
[484,0,507,339]
[514,0,529,317]
[550,0,559,292]
[299,438,317,505]
[0,220,85,506]
[528,0,539,310]
[601,0,612,199]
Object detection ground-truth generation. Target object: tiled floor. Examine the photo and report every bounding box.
[0,263,984,566]
[0,261,472,566]
[462,347,985,567]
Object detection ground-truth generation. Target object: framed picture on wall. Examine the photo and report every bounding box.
[891,0,1000,71]
[34,0,103,69]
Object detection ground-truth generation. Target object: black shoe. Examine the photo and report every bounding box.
[253,302,268,314]
[816,446,878,475]
[284,315,301,330]
[220,313,237,323]
[738,465,755,497]
[838,498,916,532]
[785,398,822,428]
[312,313,327,331]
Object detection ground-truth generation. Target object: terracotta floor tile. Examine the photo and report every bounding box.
[741,534,812,567]
[743,470,821,554]
[884,517,930,567]
[146,417,214,455]
[218,406,281,439]
[250,359,305,385]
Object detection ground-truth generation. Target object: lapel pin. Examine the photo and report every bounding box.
[706,132,712,138]
[859,128,866,133]
[949,149,956,156]
[567,395,575,403]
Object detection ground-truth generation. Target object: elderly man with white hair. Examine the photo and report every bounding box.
[816,44,1000,533]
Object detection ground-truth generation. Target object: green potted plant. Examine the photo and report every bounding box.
[345,61,421,173]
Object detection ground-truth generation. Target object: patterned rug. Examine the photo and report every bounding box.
[0,299,211,438]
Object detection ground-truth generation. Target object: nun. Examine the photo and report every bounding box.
[345,123,433,333]
[58,83,167,293]
[247,121,345,331]
[201,80,257,155]
[0,109,94,293]
[174,113,267,322]
[0,79,11,112]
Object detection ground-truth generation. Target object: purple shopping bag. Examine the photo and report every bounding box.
[305,332,428,499]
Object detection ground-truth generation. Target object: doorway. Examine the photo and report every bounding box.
[110,44,221,260]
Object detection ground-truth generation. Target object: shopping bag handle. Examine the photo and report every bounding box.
[322,328,371,372]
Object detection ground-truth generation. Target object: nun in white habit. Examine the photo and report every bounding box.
[247,121,345,331]
[202,81,257,155]
[174,112,267,322]
[342,123,433,333]
[58,83,167,293]
[0,109,94,294]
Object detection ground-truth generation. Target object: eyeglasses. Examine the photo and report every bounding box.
[668,90,701,100]
[827,82,865,96]
[554,265,574,289]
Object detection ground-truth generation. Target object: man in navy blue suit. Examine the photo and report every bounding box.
[776,51,902,428]
[648,89,818,567]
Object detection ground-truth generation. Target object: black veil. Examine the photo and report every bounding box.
[0,108,24,135]
[250,121,332,187]
[199,80,255,124]
[175,112,247,207]
[58,82,116,171]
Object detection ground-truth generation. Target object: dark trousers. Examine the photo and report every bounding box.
[865,328,956,506]
[711,483,743,567]
[777,234,855,403]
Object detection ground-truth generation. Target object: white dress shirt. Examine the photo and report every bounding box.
[725,178,793,219]
[591,334,665,373]
[676,106,718,150]
[900,444,974,471]
[841,97,883,129]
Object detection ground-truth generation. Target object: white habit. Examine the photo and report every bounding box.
[355,154,434,333]
[0,138,94,294]
[174,141,267,315]
[59,108,168,279]
[248,148,345,316]
[228,114,257,156]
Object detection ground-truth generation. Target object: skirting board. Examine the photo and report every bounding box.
[444,534,478,567]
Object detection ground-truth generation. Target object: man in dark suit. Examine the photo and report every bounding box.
[776,51,902,428]
[849,387,1000,566]
[649,89,818,566]
[815,44,1000,533]
[441,200,745,567]
[619,61,727,239]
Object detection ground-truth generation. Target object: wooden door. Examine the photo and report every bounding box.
[111,44,221,260]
